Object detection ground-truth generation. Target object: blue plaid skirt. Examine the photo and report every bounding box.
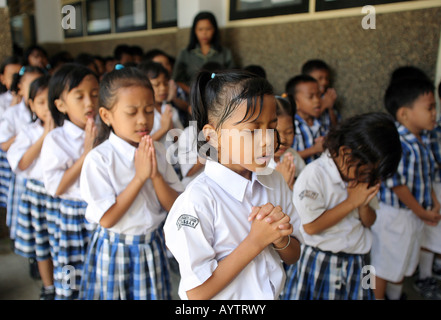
[54,198,96,300]
[282,244,375,300]
[0,150,11,208]
[6,174,26,240]
[79,226,171,300]
[14,179,59,261]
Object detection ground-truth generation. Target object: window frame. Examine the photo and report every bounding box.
[86,0,112,36]
[151,0,178,29]
[315,0,412,12]
[114,0,148,33]
[229,0,310,21]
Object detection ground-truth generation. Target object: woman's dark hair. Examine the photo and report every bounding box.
[24,45,48,66]
[137,61,169,80]
[191,69,276,159]
[323,112,402,187]
[187,11,221,52]
[48,63,99,127]
[10,66,46,96]
[96,67,154,146]
[28,75,51,122]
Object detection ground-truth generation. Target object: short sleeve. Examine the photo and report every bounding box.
[41,132,71,197]
[81,149,116,224]
[292,165,327,225]
[6,129,32,173]
[163,191,218,296]
[384,143,407,189]
[0,108,16,143]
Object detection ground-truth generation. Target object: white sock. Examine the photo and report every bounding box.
[419,250,434,279]
[385,283,403,300]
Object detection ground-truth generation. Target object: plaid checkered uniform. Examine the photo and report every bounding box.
[54,199,95,300]
[79,226,171,300]
[0,149,11,208]
[293,114,326,164]
[6,173,26,240]
[14,179,59,261]
[282,244,374,300]
[378,123,435,210]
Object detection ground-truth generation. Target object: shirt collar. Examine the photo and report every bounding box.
[63,120,85,139]
[204,160,272,202]
[191,45,218,59]
[396,122,430,145]
[109,132,136,161]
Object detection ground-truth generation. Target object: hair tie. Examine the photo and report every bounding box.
[19,66,26,76]
[115,64,125,70]
[211,73,216,79]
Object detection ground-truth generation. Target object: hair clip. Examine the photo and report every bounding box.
[115,64,125,70]
[19,66,26,76]
[211,73,216,79]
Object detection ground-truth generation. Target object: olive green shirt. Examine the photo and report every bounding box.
[172,45,235,86]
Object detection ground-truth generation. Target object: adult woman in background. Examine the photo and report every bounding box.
[172,11,235,94]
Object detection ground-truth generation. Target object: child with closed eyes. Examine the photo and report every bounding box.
[41,64,100,300]
[79,67,184,300]
[164,70,301,300]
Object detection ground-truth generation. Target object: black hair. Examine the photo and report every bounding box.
[114,44,133,61]
[390,66,430,84]
[201,61,224,73]
[275,95,296,143]
[49,51,74,71]
[28,75,51,122]
[385,77,435,120]
[10,66,46,96]
[24,45,48,66]
[301,59,331,75]
[187,11,221,52]
[1,56,23,74]
[244,65,267,79]
[75,53,99,74]
[48,63,99,127]
[143,49,171,62]
[324,112,402,187]
[284,74,317,112]
[138,61,170,80]
[130,45,143,57]
[191,69,275,159]
[96,67,154,146]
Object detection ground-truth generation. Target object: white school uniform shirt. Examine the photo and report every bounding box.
[293,150,378,254]
[151,102,184,162]
[41,120,85,200]
[7,120,45,180]
[0,91,13,115]
[81,132,185,235]
[0,100,31,144]
[164,159,302,300]
[177,125,204,187]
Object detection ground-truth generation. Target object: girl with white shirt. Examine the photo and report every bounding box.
[164,70,302,300]
[78,67,184,300]
[7,75,59,300]
[41,64,100,300]
[282,112,402,300]
[0,66,45,241]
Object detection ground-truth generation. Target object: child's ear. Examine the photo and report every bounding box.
[54,98,66,114]
[99,107,111,127]
[202,124,217,146]
[396,107,407,123]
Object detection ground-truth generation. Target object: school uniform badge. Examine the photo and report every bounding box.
[177,215,199,230]
[299,190,319,200]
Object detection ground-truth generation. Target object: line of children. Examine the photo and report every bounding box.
[7,75,59,300]
[3,49,441,301]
